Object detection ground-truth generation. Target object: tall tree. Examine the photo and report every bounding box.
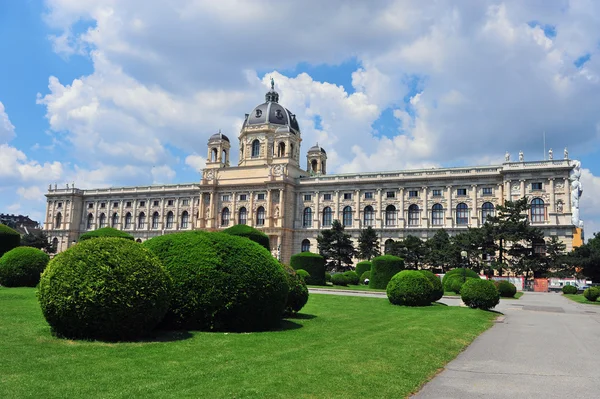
[425,229,455,272]
[357,226,380,260]
[390,235,429,269]
[20,230,56,254]
[317,220,356,271]
[566,233,600,282]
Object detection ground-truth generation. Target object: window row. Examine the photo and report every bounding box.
[221,193,266,202]
[219,206,266,227]
[86,199,193,210]
[300,187,498,202]
[249,139,295,158]
[85,211,190,230]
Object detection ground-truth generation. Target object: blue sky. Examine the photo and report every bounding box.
[1,0,600,238]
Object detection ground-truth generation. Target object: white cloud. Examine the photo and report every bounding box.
[184,154,206,172]
[17,186,45,201]
[0,102,15,143]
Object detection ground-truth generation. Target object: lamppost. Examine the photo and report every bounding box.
[460,250,468,283]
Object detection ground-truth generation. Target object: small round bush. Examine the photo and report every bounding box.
[460,279,500,310]
[496,280,517,298]
[369,255,404,289]
[0,224,21,258]
[419,270,443,302]
[562,285,578,294]
[355,261,372,279]
[38,238,171,341]
[444,274,465,294]
[144,231,288,331]
[583,287,600,302]
[386,270,433,307]
[0,246,50,287]
[290,252,326,285]
[281,264,309,315]
[78,227,134,241]
[442,268,480,286]
[325,272,332,283]
[331,273,349,286]
[296,269,310,281]
[343,270,359,285]
[360,271,370,284]
[222,224,270,251]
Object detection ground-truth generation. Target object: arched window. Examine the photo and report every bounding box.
[211,148,217,162]
[384,239,394,254]
[385,205,396,226]
[166,211,174,229]
[222,149,227,163]
[408,204,419,226]
[125,212,132,229]
[99,213,106,228]
[181,211,189,228]
[238,207,247,225]
[482,202,495,222]
[251,140,260,157]
[322,207,332,227]
[431,204,444,226]
[290,143,295,158]
[111,212,118,228]
[303,207,312,227]
[152,212,160,229]
[256,206,265,226]
[456,203,468,225]
[311,159,318,172]
[55,212,62,229]
[278,142,285,157]
[531,198,545,223]
[52,237,59,252]
[301,239,311,252]
[138,212,146,229]
[363,206,374,226]
[86,213,94,229]
[136,238,142,243]
[221,207,230,226]
[343,206,353,227]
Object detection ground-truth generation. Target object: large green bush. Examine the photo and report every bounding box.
[460,279,500,310]
[387,270,433,307]
[38,238,171,341]
[496,280,517,298]
[325,272,332,283]
[360,271,370,284]
[222,224,270,251]
[562,285,578,294]
[0,246,49,287]
[441,268,480,286]
[583,287,600,302]
[0,224,21,258]
[144,231,288,331]
[281,263,309,315]
[343,270,359,285]
[331,273,349,286]
[355,261,372,280]
[369,255,404,289]
[78,227,134,241]
[419,270,443,302]
[290,252,326,285]
[295,269,310,281]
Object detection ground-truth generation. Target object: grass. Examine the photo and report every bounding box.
[444,291,524,299]
[307,284,386,292]
[0,287,496,399]
[563,293,600,305]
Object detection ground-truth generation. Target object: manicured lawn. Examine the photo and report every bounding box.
[563,293,600,305]
[444,291,460,297]
[308,284,386,292]
[0,287,496,399]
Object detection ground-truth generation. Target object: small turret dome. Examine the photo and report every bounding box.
[209,132,229,142]
[308,144,326,154]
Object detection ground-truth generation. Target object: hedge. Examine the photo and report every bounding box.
[331,273,349,286]
[343,270,359,285]
[0,246,50,287]
[325,272,332,283]
[290,252,326,285]
[496,280,517,298]
[583,287,599,302]
[419,270,444,302]
[144,231,288,331]
[442,268,480,286]
[0,224,21,258]
[295,269,310,281]
[38,238,171,341]
[355,261,372,280]
[78,227,134,241]
[281,263,309,315]
[562,285,578,295]
[369,255,404,289]
[360,271,370,284]
[222,224,270,251]
[387,270,433,307]
[460,278,500,310]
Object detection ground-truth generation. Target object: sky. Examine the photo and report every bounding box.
[1,0,600,238]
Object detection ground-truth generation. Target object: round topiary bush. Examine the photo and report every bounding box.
[0,246,50,287]
[0,224,21,258]
[360,271,370,284]
[144,231,288,331]
[325,272,332,283]
[331,273,349,286]
[295,269,310,281]
[78,227,134,242]
[496,280,517,298]
[583,287,600,302]
[355,261,372,280]
[281,263,309,315]
[386,270,433,307]
[460,278,500,310]
[444,274,465,294]
[442,268,480,286]
[369,255,404,289]
[38,238,171,341]
[222,224,270,251]
[290,252,326,286]
[562,285,578,294]
[343,270,359,285]
[419,270,444,302]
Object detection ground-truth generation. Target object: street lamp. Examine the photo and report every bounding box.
[460,250,468,283]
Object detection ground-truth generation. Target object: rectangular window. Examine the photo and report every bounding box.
[386,191,395,199]
[88,203,94,209]
[100,202,106,209]
[139,201,146,207]
[323,193,332,201]
[432,189,442,197]
[482,187,493,196]
[364,192,373,199]
[113,202,119,208]
[532,182,543,191]
[57,202,62,208]
[222,195,230,202]
[153,200,159,207]
[126,201,132,208]
[182,199,190,206]
[304,194,312,201]
[257,193,265,200]
[457,188,467,196]
[167,199,174,206]
[408,190,419,198]
[239,194,247,201]
[343,193,352,200]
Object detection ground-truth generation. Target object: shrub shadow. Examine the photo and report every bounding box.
[286,313,317,320]
[138,329,194,343]
[272,319,304,331]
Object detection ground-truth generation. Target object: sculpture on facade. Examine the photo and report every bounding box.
[556,201,563,213]
[564,147,568,159]
[569,160,584,227]
[505,151,510,162]
[548,148,553,160]
[519,150,524,162]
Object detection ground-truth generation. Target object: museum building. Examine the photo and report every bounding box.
[44,82,585,264]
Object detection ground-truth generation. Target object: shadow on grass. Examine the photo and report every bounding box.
[141,329,194,343]
[287,313,317,320]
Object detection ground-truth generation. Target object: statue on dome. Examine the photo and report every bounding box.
[564,147,568,159]
[270,77,275,90]
[519,150,524,162]
[504,151,510,162]
[548,148,553,160]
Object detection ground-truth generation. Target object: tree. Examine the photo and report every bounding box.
[20,230,56,254]
[357,226,380,260]
[544,236,567,275]
[389,235,429,269]
[451,228,496,274]
[425,229,454,272]
[565,233,600,282]
[317,220,356,271]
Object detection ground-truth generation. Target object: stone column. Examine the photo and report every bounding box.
[355,189,360,228]
[549,178,555,217]
[498,183,504,205]
[565,177,571,214]
[505,180,511,201]
[208,192,215,229]
[278,188,284,228]
[398,188,404,228]
[334,190,340,223]
[248,191,254,227]
[471,184,478,227]
[231,192,237,226]
[445,185,453,228]
[266,189,272,227]
[520,180,526,198]
[422,186,429,228]
[314,190,320,228]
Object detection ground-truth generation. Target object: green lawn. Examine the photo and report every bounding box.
[444,291,524,299]
[563,293,600,305]
[308,284,386,292]
[0,287,496,399]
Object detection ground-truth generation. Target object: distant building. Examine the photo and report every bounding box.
[0,213,40,235]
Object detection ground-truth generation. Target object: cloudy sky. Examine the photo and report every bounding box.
[1,0,600,237]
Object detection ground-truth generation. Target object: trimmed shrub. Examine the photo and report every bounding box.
[290,252,326,285]
[419,270,444,302]
[369,255,404,289]
[442,268,480,286]
[387,270,433,307]
[144,231,288,331]
[444,274,477,294]
[281,264,309,315]
[460,278,500,310]
[78,227,134,242]
[583,287,600,302]
[331,273,349,286]
[496,280,517,298]
[562,285,578,294]
[222,224,270,251]
[325,272,332,283]
[360,271,371,284]
[355,261,372,280]
[296,269,310,281]
[0,247,50,287]
[0,224,21,258]
[38,238,171,341]
[343,270,360,285]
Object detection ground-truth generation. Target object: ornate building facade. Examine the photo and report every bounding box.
[44,83,584,263]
